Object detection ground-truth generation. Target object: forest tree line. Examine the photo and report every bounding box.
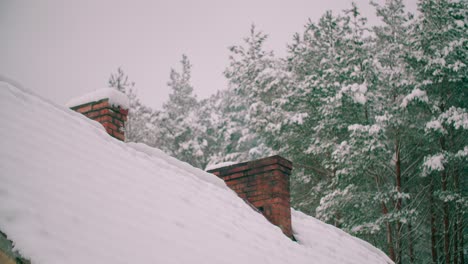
[108,1,467,263]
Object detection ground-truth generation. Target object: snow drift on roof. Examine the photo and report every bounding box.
[65,88,129,109]
[0,81,393,264]
[292,210,393,263]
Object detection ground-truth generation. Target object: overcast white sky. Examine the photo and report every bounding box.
[0,0,417,109]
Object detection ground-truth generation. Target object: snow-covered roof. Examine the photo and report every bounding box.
[65,88,129,109]
[0,81,393,264]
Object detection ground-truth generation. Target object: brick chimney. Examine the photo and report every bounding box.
[66,89,129,141]
[207,155,293,238]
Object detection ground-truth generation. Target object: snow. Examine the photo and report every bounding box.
[205,161,237,171]
[0,81,393,264]
[455,146,468,158]
[290,112,308,125]
[454,20,464,28]
[340,83,368,105]
[348,124,381,136]
[65,88,129,109]
[440,107,468,130]
[375,112,392,124]
[426,107,468,134]
[400,88,428,108]
[127,142,228,189]
[292,210,393,264]
[351,223,381,235]
[425,120,447,134]
[333,141,351,157]
[422,154,446,176]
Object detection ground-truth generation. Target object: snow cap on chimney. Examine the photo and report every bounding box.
[66,88,129,141]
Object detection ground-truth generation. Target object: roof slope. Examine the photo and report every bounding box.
[0,82,393,264]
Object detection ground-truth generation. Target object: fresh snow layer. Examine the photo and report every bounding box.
[205,161,237,171]
[291,210,393,264]
[340,83,368,105]
[422,154,446,176]
[400,88,428,108]
[65,88,129,109]
[0,81,393,264]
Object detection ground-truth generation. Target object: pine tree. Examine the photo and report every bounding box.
[102,4,467,262]
[108,67,133,94]
[108,67,153,143]
[411,1,468,262]
[217,25,276,164]
[157,55,209,168]
[347,1,422,262]
[282,7,375,224]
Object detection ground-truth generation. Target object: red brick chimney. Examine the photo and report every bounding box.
[66,89,129,141]
[207,155,293,238]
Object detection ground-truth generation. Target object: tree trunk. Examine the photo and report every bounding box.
[442,184,450,264]
[439,136,450,264]
[408,221,415,263]
[454,218,458,264]
[382,202,396,261]
[459,215,465,264]
[454,169,464,264]
[430,181,438,264]
[453,167,459,264]
[395,142,402,264]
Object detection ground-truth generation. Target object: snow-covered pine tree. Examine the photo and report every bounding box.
[309,3,391,249]
[108,67,155,143]
[411,1,468,262]
[157,55,209,168]
[109,67,132,94]
[196,92,225,169]
[216,25,276,164]
[336,1,425,262]
[284,7,374,226]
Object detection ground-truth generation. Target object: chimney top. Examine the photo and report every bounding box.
[67,88,129,141]
[207,155,292,175]
[208,155,294,238]
[66,88,129,110]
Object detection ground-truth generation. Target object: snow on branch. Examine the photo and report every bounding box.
[425,120,447,134]
[426,107,468,134]
[455,146,468,159]
[348,124,382,136]
[400,88,428,108]
[351,222,381,235]
[439,107,468,130]
[290,112,309,125]
[421,153,446,176]
[340,83,368,105]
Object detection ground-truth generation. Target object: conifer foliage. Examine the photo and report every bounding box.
[109,1,467,262]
